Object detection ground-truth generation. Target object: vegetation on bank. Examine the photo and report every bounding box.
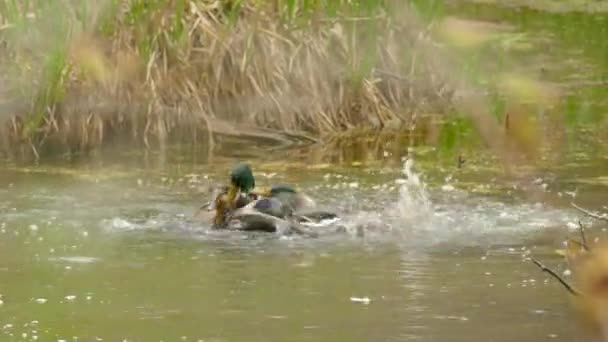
[0,0,457,159]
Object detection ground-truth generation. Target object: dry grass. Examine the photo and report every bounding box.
[0,0,453,159]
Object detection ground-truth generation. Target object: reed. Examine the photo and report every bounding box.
[0,0,452,159]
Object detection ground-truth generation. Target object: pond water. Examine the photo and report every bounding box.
[0,147,599,342]
[3,2,608,342]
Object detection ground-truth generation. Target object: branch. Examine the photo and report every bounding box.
[568,239,588,251]
[531,258,580,296]
[572,202,608,222]
[578,220,590,251]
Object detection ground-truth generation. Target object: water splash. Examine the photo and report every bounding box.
[92,153,578,246]
[339,153,578,246]
[392,156,434,223]
[339,155,440,240]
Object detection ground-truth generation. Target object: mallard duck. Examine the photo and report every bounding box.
[194,163,338,234]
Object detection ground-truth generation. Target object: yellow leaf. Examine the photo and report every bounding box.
[497,73,559,107]
[436,17,502,48]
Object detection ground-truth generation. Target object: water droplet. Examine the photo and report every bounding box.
[34,298,47,304]
[65,295,76,302]
[563,270,571,276]
[350,296,371,304]
[29,225,38,232]
[441,184,455,192]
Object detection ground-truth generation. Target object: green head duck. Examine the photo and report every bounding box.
[226,163,256,211]
[231,163,255,193]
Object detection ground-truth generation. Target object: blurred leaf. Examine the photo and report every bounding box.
[497,73,559,107]
[436,17,502,48]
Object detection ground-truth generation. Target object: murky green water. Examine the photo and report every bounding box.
[0,153,584,342]
[4,2,608,342]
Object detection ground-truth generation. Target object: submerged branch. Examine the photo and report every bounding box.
[531,258,580,296]
[572,202,608,223]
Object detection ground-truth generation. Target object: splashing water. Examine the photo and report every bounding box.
[91,151,578,247]
[339,155,441,240]
[339,153,578,246]
[393,156,434,222]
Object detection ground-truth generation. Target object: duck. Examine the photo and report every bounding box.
[193,163,339,234]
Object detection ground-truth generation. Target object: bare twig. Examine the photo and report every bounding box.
[579,220,590,251]
[569,239,587,250]
[531,258,580,296]
[572,202,608,222]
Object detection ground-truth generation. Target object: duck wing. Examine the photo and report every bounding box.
[229,207,318,237]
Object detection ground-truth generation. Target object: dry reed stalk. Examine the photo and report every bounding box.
[0,0,451,159]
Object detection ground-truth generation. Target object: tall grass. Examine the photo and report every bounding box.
[0,0,452,159]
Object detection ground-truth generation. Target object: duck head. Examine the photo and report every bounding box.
[227,163,255,205]
[210,163,256,227]
[268,183,316,212]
